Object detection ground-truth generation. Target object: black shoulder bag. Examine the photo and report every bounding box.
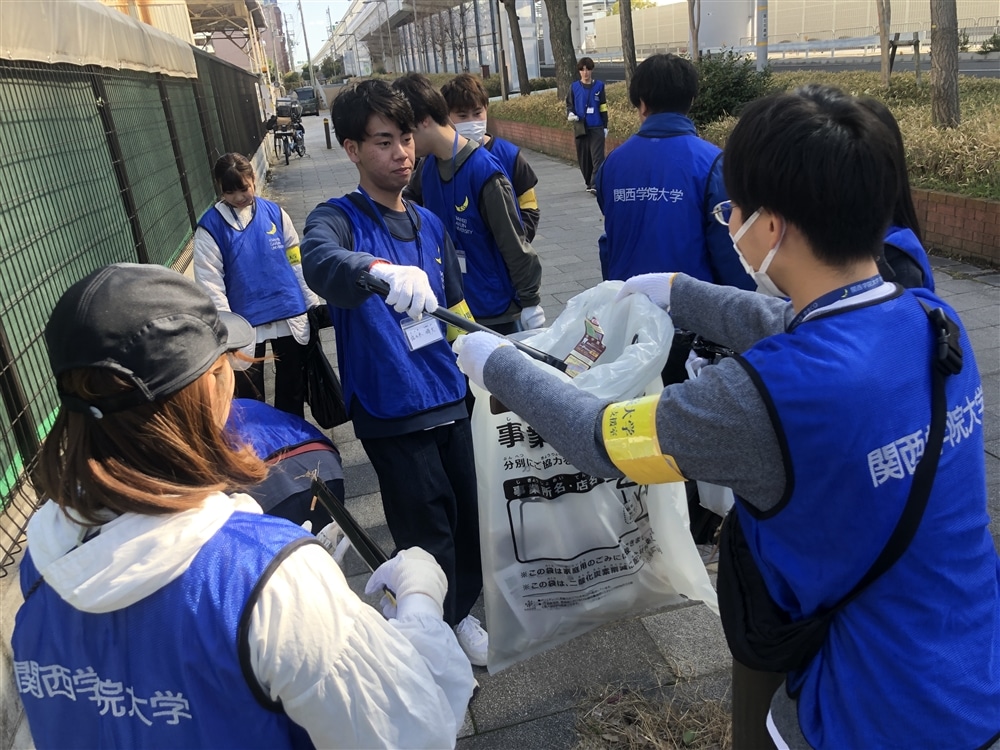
[717,302,963,674]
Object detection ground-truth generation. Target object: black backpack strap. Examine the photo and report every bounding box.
[835,301,962,610]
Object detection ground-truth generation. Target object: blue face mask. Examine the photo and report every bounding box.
[730,209,787,297]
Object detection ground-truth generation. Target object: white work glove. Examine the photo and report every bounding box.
[453,331,512,390]
[567,112,579,122]
[603,128,608,138]
[520,304,546,330]
[315,521,352,563]
[369,263,439,321]
[614,272,676,311]
[364,547,448,620]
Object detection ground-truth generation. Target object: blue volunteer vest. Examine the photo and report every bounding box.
[324,195,467,420]
[885,224,935,292]
[599,133,720,282]
[12,513,318,750]
[226,398,333,460]
[197,198,306,326]
[484,137,524,224]
[421,148,517,318]
[735,288,999,747]
[571,80,605,128]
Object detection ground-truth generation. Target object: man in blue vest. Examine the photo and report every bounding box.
[300,80,489,667]
[440,73,541,242]
[596,54,751,290]
[394,73,545,335]
[453,85,1000,748]
[566,57,607,194]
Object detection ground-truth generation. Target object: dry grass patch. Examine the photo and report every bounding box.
[575,682,732,750]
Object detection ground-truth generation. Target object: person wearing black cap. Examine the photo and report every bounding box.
[11,263,475,749]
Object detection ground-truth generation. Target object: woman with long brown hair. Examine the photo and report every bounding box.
[12,263,474,749]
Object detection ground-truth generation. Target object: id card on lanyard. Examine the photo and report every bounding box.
[401,316,444,351]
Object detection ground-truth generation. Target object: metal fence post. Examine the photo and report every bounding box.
[158,74,197,228]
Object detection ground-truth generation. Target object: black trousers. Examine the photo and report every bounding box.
[361,419,482,627]
[575,127,606,189]
[234,335,309,417]
[731,659,785,749]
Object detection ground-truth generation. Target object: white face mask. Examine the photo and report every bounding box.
[730,209,787,297]
[453,120,487,144]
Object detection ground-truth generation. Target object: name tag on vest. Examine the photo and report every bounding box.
[401,317,443,351]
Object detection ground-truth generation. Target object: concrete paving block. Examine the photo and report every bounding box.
[458,709,579,750]
[342,491,387,529]
[468,618,672,734]
[642,603,731,680]
[343,461,380,498]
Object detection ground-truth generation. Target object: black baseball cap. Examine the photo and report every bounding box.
[45,263,254,417]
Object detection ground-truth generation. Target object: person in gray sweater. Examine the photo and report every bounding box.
[453,85,999,750]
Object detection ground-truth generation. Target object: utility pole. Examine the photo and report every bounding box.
[298,0,318,94]
[755,0,768,72]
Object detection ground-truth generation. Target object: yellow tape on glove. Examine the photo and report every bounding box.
[602,395,686,485]
[446,299,475,342]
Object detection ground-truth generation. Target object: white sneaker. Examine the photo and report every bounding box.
[454,615,488,666]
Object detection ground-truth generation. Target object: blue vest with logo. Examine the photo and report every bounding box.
[885,224,935,292]
[226,398,332,460]
[735,289,999,747]
[421,147,517,318]
[599,132,720,282]
[13,513,318,750]
[197,198,306,326]
[571,80,605,128]
[324,195,466,420]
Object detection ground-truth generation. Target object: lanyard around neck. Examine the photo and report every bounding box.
[788,274,883,331]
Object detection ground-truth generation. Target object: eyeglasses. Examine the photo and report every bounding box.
[711,200,734,226]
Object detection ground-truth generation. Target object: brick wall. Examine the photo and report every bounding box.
[490,118,999,268]
[912,189,1000,267]
[488,117,623,164]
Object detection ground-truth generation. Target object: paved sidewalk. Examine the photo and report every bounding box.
[265,118,1000,749]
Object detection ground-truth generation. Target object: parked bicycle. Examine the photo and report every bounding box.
[268,100,306,165]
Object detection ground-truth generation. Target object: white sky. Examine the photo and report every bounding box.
[279,0,350,67]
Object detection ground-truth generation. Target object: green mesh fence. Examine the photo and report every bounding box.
[0,55,266,575]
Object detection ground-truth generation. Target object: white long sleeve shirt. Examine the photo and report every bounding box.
[194,200,322,346]
[22,494,475,749]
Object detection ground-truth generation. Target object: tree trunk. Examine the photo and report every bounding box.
[542,0,577,100]
[620,0,637,87]
[502,0,532,94]
[687,0,700,59]
[876,0,891,88]
[930,0,960,128]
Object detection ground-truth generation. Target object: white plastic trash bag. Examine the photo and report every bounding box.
[472,282,719,674]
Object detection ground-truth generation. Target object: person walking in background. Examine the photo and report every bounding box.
[12,263,475,749]
[394,73,545,334]
[857,96,935,291]
[566,57,607,195]
[301,80,489,667]
[194,153,322,416]
[595,54,752,291]
[440,73,541,242]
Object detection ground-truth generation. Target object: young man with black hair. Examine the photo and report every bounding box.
[440,73,540,242]
[595,54,751,290]
[394,72,545,335]
[300,79,489,666]
[454,85,999,748]
[565,57,607,194]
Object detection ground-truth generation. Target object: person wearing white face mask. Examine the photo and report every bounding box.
[441,74,540,242]
[451,84,999,750]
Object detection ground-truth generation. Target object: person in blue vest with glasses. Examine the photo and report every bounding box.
[453,85,999,749]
